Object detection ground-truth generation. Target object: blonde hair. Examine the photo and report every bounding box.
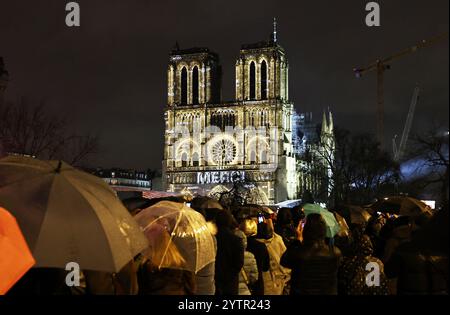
[144,224,186,270]
[240,219,258,237]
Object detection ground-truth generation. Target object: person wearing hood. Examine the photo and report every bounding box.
[255,211,291,295]
[338,234,389,295]
[235,229,259,295]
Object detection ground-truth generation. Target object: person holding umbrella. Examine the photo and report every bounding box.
[136,223,196,295]
[134,201,216,295]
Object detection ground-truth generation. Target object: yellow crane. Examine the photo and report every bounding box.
[353,32,448,149]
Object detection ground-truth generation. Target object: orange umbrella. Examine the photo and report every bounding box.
[0,207,35,295]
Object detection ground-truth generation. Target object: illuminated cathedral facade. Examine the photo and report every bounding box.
[162,22,334,204]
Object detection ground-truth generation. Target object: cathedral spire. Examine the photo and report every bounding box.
[272,17,278,43]
[328,111,334,133]
[321,110,328,135]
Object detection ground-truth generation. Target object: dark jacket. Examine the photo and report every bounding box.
[281,240,342,295]
[246,236,271,295]
[215,228,245,295]
[274,223,298,248]
[137,261,196,295]
[83,260,139,295]
[382,225,412,263]
[195,261,215,295]
[338,235,389,295]
[7,268,73,295]
[385,240,448,295]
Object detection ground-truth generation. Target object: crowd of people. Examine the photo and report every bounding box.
[7,195,449,296]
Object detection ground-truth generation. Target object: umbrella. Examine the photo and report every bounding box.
[122,197,153,213]
[370,196,431,217]
[0,207,35,295]
[134,201,216,273]
[191,196,223,211]
[234,204,264,220]
[333,212,350,238]
[339,205,372,225]
[190,196,223,221]
[302,203,340,238]
[0,156,148,272]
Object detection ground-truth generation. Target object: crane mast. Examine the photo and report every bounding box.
[393,86,420,162]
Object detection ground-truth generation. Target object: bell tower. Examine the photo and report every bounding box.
[167,45,222,106]
[235,18,289,102]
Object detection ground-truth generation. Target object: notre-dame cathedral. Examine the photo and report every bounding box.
[162,21,334,204]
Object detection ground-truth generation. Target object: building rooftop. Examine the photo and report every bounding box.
[170,46,219,58]
[241,40,282,51]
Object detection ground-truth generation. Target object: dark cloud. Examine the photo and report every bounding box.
[1,0,448,169]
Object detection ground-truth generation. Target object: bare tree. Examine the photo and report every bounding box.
[408,125,449,207]
[210,175,266,208]
[0,98,99,166]
[303,128,400,206]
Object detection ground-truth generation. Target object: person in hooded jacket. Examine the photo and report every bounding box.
[255,214,291,295]
[338,234,389,295]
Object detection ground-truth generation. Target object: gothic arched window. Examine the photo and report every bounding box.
[192,66,199,105]
[181,152,188,167]
[261,60,267,100]
[192,152,199,167]
[181,67,188,105]
[249,62,256,100]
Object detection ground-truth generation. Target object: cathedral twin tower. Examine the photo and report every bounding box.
[167,25,288,107]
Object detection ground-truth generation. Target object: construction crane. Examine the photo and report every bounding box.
[392,86,420,162]
[353,32,448,149]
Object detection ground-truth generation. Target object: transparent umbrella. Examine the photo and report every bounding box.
[134,201,216,274]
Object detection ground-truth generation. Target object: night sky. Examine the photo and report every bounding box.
[1,0,448,170]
